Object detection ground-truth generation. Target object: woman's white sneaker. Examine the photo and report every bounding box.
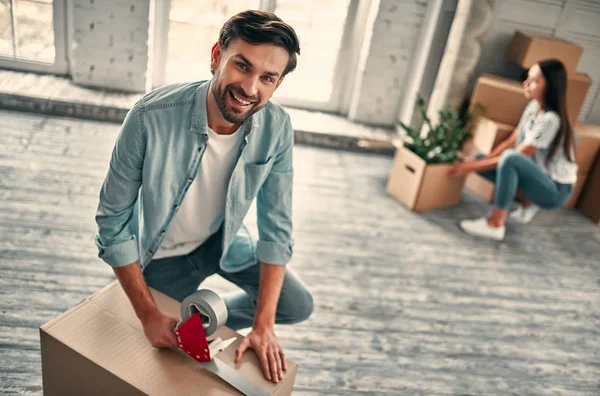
[459,217,505,241]
[509,204,539,224]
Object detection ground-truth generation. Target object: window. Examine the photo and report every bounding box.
[156,0,359,113]
[0,0,67,74]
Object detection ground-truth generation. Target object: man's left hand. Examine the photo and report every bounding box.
[234,326,286,383]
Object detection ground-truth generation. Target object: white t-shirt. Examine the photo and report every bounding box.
[153,126,245,259]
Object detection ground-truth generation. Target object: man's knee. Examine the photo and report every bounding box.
[281,285,314,324]
[297,289,314,322]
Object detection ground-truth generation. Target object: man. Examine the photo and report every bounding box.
[94,10,313,384]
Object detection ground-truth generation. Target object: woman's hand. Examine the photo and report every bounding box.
[448,162,471,179]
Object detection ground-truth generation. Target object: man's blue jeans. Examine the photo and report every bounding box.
[474,150,573,210]
[143,228,314,330]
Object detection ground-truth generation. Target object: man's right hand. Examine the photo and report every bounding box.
[140,310,180,349]
[112,263,180,349]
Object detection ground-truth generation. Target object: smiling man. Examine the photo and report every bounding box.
[94,10,313,384]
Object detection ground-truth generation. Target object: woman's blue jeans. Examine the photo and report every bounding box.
[474,150,573,210]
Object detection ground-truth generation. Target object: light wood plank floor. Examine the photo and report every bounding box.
[1,109,599,395]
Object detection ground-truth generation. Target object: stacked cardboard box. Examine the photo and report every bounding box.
[466,30,597,212]
[568,124,600,216]
[578,151,600,224]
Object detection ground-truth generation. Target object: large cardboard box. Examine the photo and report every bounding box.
[463,117,515,157]
[40,281,297,395]
[387,146,466,211]
[564,172,588,209]
[470,74,591,130]
[574,123,600,174]
[470,75,530,126]
[578,153,600,224]
[567,73,592,123]
[508,30,583,75]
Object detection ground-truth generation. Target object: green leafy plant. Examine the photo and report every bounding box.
[398,94,480,164]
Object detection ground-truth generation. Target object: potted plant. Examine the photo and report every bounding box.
[387,95,479,211]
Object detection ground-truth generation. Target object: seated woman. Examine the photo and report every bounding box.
[449,59,578,240]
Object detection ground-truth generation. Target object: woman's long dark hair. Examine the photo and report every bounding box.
[538,59,575,165]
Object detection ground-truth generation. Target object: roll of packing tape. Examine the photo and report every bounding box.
[179,290,270,396]
[180,289,228,337]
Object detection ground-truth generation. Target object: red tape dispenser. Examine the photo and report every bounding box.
[175,313,211,362]
[174,290,269,396]
[174,289,230,363]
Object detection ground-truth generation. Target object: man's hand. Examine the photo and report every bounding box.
[113,262,179,349]
[140,309,179,349]
[235,326,286,383]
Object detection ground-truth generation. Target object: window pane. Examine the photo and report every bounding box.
[273,0,351,103]
[0,0,13,57]
[15,0,55,63]
[165,0,260,85]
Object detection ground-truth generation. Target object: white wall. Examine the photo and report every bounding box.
[397,0,458,130]
[69,0,152,92]
[347,0,429,126]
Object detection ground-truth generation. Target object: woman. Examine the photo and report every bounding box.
[449,59,578,240]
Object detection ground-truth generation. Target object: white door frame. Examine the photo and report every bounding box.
[0,0,69,75]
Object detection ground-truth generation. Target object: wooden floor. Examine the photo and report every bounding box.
[1,109,599,395]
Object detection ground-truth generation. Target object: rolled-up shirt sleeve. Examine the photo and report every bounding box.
[523,111,560,149]
[94,101,146,268]
[255,114,294,265]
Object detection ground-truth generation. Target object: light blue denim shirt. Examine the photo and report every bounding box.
[95,80,294,272]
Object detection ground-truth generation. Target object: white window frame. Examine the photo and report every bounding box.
[152,0,370,115]
[0,0,69,75]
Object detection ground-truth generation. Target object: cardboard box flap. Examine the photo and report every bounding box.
[462,117,515,157]
[41,281,297,395]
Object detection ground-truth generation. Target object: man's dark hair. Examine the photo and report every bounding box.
[218,10,300,77]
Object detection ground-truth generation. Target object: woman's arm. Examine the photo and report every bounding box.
[449,141,538,178]
[488,127,518,158]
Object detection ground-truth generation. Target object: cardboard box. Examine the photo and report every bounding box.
[463,117,515,157]
[574,123,600,174]
[567,73,592,123]
[40,281,297,395]
[387,146,466,211]
[577,153,600,223]
[508,30,583,75]
[470,75,530,126]
[464,173,496,203]
[470,73,591,129]
[564,172,588,209]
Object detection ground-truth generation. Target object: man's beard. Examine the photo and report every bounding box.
[211,78,264,124]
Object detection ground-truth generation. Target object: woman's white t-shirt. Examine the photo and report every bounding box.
[516,100,578,184]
